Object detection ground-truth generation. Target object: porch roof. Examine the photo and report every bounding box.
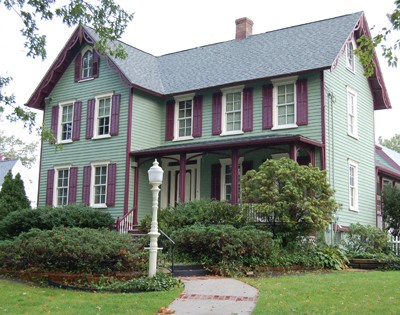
[130,134,323,157]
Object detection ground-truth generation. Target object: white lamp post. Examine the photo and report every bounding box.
[147,159,164,277]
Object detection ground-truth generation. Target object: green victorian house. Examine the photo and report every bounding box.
[26,12,391,237]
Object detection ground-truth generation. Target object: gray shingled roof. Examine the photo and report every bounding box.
[0,160,18,187]
[85,12,362,95]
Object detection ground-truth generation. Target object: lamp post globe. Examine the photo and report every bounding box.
[147,159,164,277]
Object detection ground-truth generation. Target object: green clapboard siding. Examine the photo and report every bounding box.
[324,51,376,227]
[39,46,130,219]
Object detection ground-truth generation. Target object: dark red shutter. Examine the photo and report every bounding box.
[51,106,59,141]
[106,163,117,206]
[82,165,91,205]
[68,167,78,204]
[110,94,120,136]
[72,101,82,141]
[46,169,55,206]
[74,52,82,82]
[193,95,203,138]
[86,99,95,139]
[211,164,221,200]
[296,79,308,126]
[212,92,222,135]
[242,161,253,175]
[243,88,253,132]
[262,84,273,129]
[165,100,175,141]
[92,50,100,78]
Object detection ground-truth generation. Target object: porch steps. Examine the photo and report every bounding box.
[172,264,211,277]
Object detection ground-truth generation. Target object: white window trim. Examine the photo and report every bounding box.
[221,85,245,136]
[58,100,75,144]
[347,86,358,139]
[271,76,298,130]
[90,161,110,208]
[345,38,356,73]
[173,93,195,141]
[348,159,359,212]
[219,157,244,201]
[93,92,113,140]
[53,164,71,207]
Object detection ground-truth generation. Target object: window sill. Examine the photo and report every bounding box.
[346,66,356,74]
[78,77,94,83]
[173,136,194,142]
[92,134,111,140]
[91,204,107,209]
[271,124,298,131]
[349,207,359,213]
[220,131,244,137]
[59,139,73,144]
[347,133,359,140]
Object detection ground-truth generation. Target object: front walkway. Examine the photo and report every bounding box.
[165,277,258,315]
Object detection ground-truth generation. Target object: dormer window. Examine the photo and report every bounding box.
[82,50,93,79]
[74,47,100,82]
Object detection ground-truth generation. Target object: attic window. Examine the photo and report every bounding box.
[346,40,355,72]
[82,50,93,79]
[74,47,100,82]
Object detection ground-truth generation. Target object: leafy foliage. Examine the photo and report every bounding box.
[1,0,133,134]
[383,185,400,235]
[0,131,38,168]
[0,171,31,220]
[378,134,400,153]
[0,204,114,240]
[241,158,338,244]
[0,227,148,274]
[355,1,400,76]
[341,223,390,255]
[314,245,349,270]
[171,224,274,276]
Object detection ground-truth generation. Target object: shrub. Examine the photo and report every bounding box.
[139,199,246,235]
[171,224,273,276]
[0,227,148,274]
[341,223,390,255]
[314,245,349,270]
[0,204,114,240]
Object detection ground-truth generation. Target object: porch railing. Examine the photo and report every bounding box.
[116,207,136,234]
[388,235,400,256]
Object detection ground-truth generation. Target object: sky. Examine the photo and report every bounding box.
[0,0,399,185]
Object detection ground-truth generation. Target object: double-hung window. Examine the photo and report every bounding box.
[94,93,112,138]
[60,102,74,142]
[348,159,358,211]
[93,164,108,206]
[221,86,244,135]
[272,76,298,129]
[220,158,244,201]
[174,94,194,140]
[347,87,358,138]
[54,166,70,206]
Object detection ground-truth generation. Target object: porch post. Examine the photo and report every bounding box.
[290,144,298,162]
[179,153,186,203]
[133,162,139,225]
[231,149,239,204]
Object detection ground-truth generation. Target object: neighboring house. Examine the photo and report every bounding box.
[375,145,400,229]
[26,12,391,235]
[0,156,37,208]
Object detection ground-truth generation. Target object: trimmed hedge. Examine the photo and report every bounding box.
[0,204,114,240]
[0,227,148,274]
[171,224,273,275]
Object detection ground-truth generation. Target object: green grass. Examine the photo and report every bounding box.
[244,270,400,315]
[0,279,182,315]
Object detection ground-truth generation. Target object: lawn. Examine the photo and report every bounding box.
[245,270,400,315]
[0,278,182,315]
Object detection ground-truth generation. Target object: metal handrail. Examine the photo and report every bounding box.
[159,229,175,273]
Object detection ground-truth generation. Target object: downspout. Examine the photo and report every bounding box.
[123,87,134,214]
[321,71,326,170]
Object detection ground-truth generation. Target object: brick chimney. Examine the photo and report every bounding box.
[235,17,253,40]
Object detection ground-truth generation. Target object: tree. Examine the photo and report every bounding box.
[383,185,400,235]
[241,158,338,245]
[378,134,400,153]
[0,171,31,220]
[0,131,38,168]
[356,0,400,76]
[0,0,133,134]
